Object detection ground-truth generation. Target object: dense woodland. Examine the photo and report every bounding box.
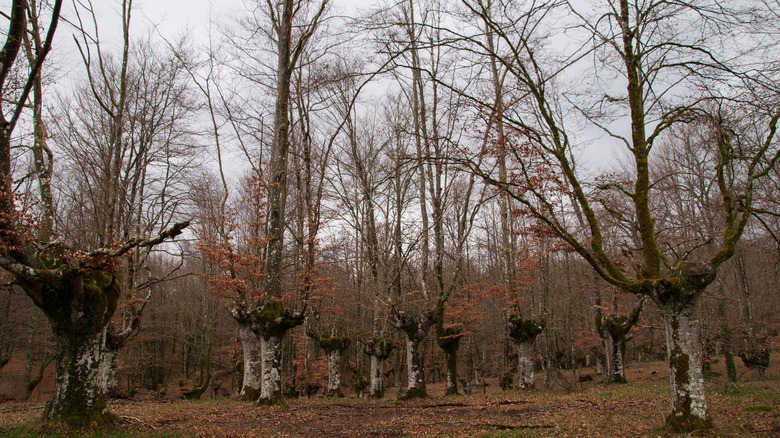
[0,0,779,433]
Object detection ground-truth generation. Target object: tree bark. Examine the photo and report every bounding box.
[516,340,535,390]
[97,346,119,398]
[507,315,543,390]
[44,330,115,424]
[660,297,712,431]
[440,334,461,396]
[325,349,344,398]
[404,335,426,398]
[393,310,435,399]
[238,324,262,401]
[365,338,393,399]
[259,335,284,406]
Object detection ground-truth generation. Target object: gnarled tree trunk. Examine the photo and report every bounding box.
[319,337,349,398]
[365,338,394,399]
[508,315,544,390]
[393,310,435,399]
[45,329,113,424]
[254,302,304,406]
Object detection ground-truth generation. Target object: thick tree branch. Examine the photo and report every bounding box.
[87,220,190,258]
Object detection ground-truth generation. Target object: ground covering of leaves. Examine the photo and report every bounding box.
[1,362,778,437]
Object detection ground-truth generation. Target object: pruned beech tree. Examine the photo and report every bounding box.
[306,312,349,398]
[507,314,544,389]
[194,172,271,401]
[595,291,646,384]
[40,0,197,400]
[0,0,189,425]
[450,0,780,432]
[230,0,330,406]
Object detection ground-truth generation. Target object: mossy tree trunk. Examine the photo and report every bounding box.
[365,338,394,399]
[393,310,435,399]
[405,335,426,398]
[31,269,121,425]
[661,300,711,431]
[45,329,114,425]
[515,340,535,389]
[438,328,462,396]
[324,344,347,398]
[310,334,350,398]
[507,315,543,390]
[653,267,714,432]
[259,335,285,405]
[254,302,304,406]
[596,295,645,384]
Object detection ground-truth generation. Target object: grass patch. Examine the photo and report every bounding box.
[744,405,775,413]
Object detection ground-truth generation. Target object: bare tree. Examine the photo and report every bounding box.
[0,0,189,424]
[450,0,780,432]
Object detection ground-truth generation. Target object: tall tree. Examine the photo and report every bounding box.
[0,0,189,424]
[252,0,329,406]
[453,0,780,431]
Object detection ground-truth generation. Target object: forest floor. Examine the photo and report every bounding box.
[1,361,778,437]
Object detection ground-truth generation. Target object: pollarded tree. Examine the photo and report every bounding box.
[594,290,645,384]
[51,29,198,398]
[452,0,780,432]
[228,0,329,406]
[194,171,277,401]
[0,0,190,425]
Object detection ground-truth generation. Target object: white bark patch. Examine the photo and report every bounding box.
[239,325,262,396]
[613,337,625,381]
[327,350,342,395]
[46,331,106,420]
[406,337,424,390]
[260,336,282,401]
[369,355,384,397]
[517,340,535,389]
[97,348,118,395]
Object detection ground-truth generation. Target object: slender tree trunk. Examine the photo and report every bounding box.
[259,335,284,406]
[238,325,262,401]
[660,298,712,431]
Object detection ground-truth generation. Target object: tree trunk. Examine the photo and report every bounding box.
[369,354,385,398]
[238,325,262,401]
[259,335,284,406]
[441,336,460,396]
[661,301,712,432]
[365,338,393,399]
[404,335,426,398]
[325,349,343,398]
[97,346,119,398]
[611,335,627,384]
[508,315,543,390]
[43,330,115,425]
[516,340,535,389]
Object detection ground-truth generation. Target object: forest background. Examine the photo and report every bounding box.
[0,0,779,434]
